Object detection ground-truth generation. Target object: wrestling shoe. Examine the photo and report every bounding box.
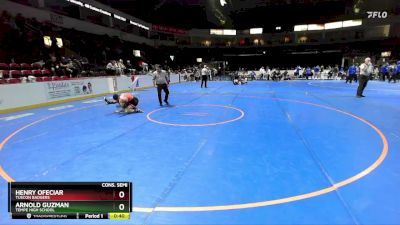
[104,97,112,104]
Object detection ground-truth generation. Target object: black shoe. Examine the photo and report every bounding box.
[159,103,163,106]
[164,100,169,105]
[356,95,362,98]
[104,97,110,104]
[361,95,366,97]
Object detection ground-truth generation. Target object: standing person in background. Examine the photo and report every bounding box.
[201,65,209,88]
[125,60,133,74]
[327,66,333,79]
[249,70,256,80]
[210,68,216,81]
[259,66,266,80]
[373,66,379,80]
[106,60,117,75]
[380,63,389,81]
[305,67,312,80]
[388,61,399,83]
[153,64,170,106]
[294,66,301,78]
[266,67,271,80]
[339,67,346,80]
[332,65,339,79]
[396,61,400,83]
[195,66,201,82]
[346,64,357,84]
[116,59,126,75]
[313,65,321,79]
[357,57,373,98]
[44,56,57,76]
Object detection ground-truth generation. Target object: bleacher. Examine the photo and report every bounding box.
[0,62,68,84]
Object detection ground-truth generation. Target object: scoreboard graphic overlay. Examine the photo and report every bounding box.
[9,182,132,220]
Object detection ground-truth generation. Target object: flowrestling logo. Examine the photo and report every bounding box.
[367,11,388,19]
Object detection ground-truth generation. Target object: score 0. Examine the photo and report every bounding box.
[115,189,129,200]
[118,191,125,199]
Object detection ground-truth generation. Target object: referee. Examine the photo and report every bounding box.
[201,65,209,88]
[357,57,373,98]
[153,65,170,106]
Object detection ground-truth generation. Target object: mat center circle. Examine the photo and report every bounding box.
[146,104,245,127]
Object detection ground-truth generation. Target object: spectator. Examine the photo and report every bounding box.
[338,67,346,79]
[116,59,126,75]
[70,57,82,76]
[106,60,117,75]
[314,65,321,79]
[332,65,339,79]
[59,57,70,74]
[125,60,136,74]
[44,56,57,76]
[259,66,266,80]
[294,66,301,77]
[80,57,90,71]
[125,60,132,70]
[305,67,312,80]
[33,59,45,67]
[346,64,357,83]
[266,67,271,80]
[388,62,398,83]
[249,70,256,80]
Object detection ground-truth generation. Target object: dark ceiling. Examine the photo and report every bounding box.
[95,0,363,29]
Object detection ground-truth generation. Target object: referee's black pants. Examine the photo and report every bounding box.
[157,83,169,105]
[201,75,208,88]
[357,75,369,96]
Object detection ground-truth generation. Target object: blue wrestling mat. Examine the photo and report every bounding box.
[0,80,399,225]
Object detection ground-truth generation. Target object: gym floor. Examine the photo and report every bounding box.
[0,80,399,225]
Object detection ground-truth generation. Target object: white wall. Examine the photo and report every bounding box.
[129,74,181,89]
[0,82,47,109]
[0,77,111,110]
[0,74,182,111]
